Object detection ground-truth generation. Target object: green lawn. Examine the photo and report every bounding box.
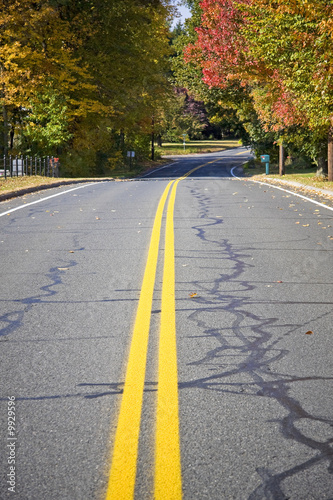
[156,139,241,156]
[243,161,333,191]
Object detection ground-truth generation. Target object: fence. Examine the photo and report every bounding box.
[0,155,60,179]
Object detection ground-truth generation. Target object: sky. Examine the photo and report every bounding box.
[172,3,192,26]
[177,4,192,22]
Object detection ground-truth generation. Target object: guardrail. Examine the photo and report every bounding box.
[0,155,60,179]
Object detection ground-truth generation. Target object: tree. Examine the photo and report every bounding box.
[242,0,333,177]
[0,0,99,155]
[180,0,333,175]
[0,0,175,173]
[157,87,207,142]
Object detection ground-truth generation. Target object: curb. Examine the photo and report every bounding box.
[251,176,333,201]
[0,179,113,203]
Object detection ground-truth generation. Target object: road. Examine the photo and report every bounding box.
[0,147,333,499]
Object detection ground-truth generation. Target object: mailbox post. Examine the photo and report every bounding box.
[260,154,270,175]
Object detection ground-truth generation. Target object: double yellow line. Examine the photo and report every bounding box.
[105,163,216,500]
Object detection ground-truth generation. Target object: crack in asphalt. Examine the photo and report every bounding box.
[180,183,333,499]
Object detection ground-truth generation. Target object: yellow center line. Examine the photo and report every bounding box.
[105,180,174,500]
[105,159,220,500]
[154,179,182,499]
[154,161,219,499]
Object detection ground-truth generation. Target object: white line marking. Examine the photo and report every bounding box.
[230,167,333,212]
[0,183,97,218]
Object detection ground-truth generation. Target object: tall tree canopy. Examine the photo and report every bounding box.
[0,0,173,174]
[177,0,333,175]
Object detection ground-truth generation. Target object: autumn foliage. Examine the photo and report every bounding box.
[0,0,173,174]
[182,0,333,174]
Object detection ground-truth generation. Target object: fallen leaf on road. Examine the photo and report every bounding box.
[302,224,309,227]
[305,331,313,335]
[58,267,69,271]
[276,280,283,283]
[189,293,197,298]
[95,217,100,220]
[69,250,74,253]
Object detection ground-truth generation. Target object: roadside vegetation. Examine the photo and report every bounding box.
[173,0,333,180]
[243,160,333,192]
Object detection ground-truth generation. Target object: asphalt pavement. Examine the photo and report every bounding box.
[1,147,332,499]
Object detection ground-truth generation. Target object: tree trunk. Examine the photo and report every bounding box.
[10,124,14,150]
[279,144,285,176]
[3,103,8,156]
[151,116,155,161]
[119,129,125,149]
[328,127,333,182]
[316,156,327,177]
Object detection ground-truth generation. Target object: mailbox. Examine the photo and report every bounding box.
[260,154,270,174]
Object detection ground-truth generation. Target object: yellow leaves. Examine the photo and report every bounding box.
[0,0,94,113]
[189,293,197,298]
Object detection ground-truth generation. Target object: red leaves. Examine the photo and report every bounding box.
[187,0,250,87]
[184,0,333,131]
